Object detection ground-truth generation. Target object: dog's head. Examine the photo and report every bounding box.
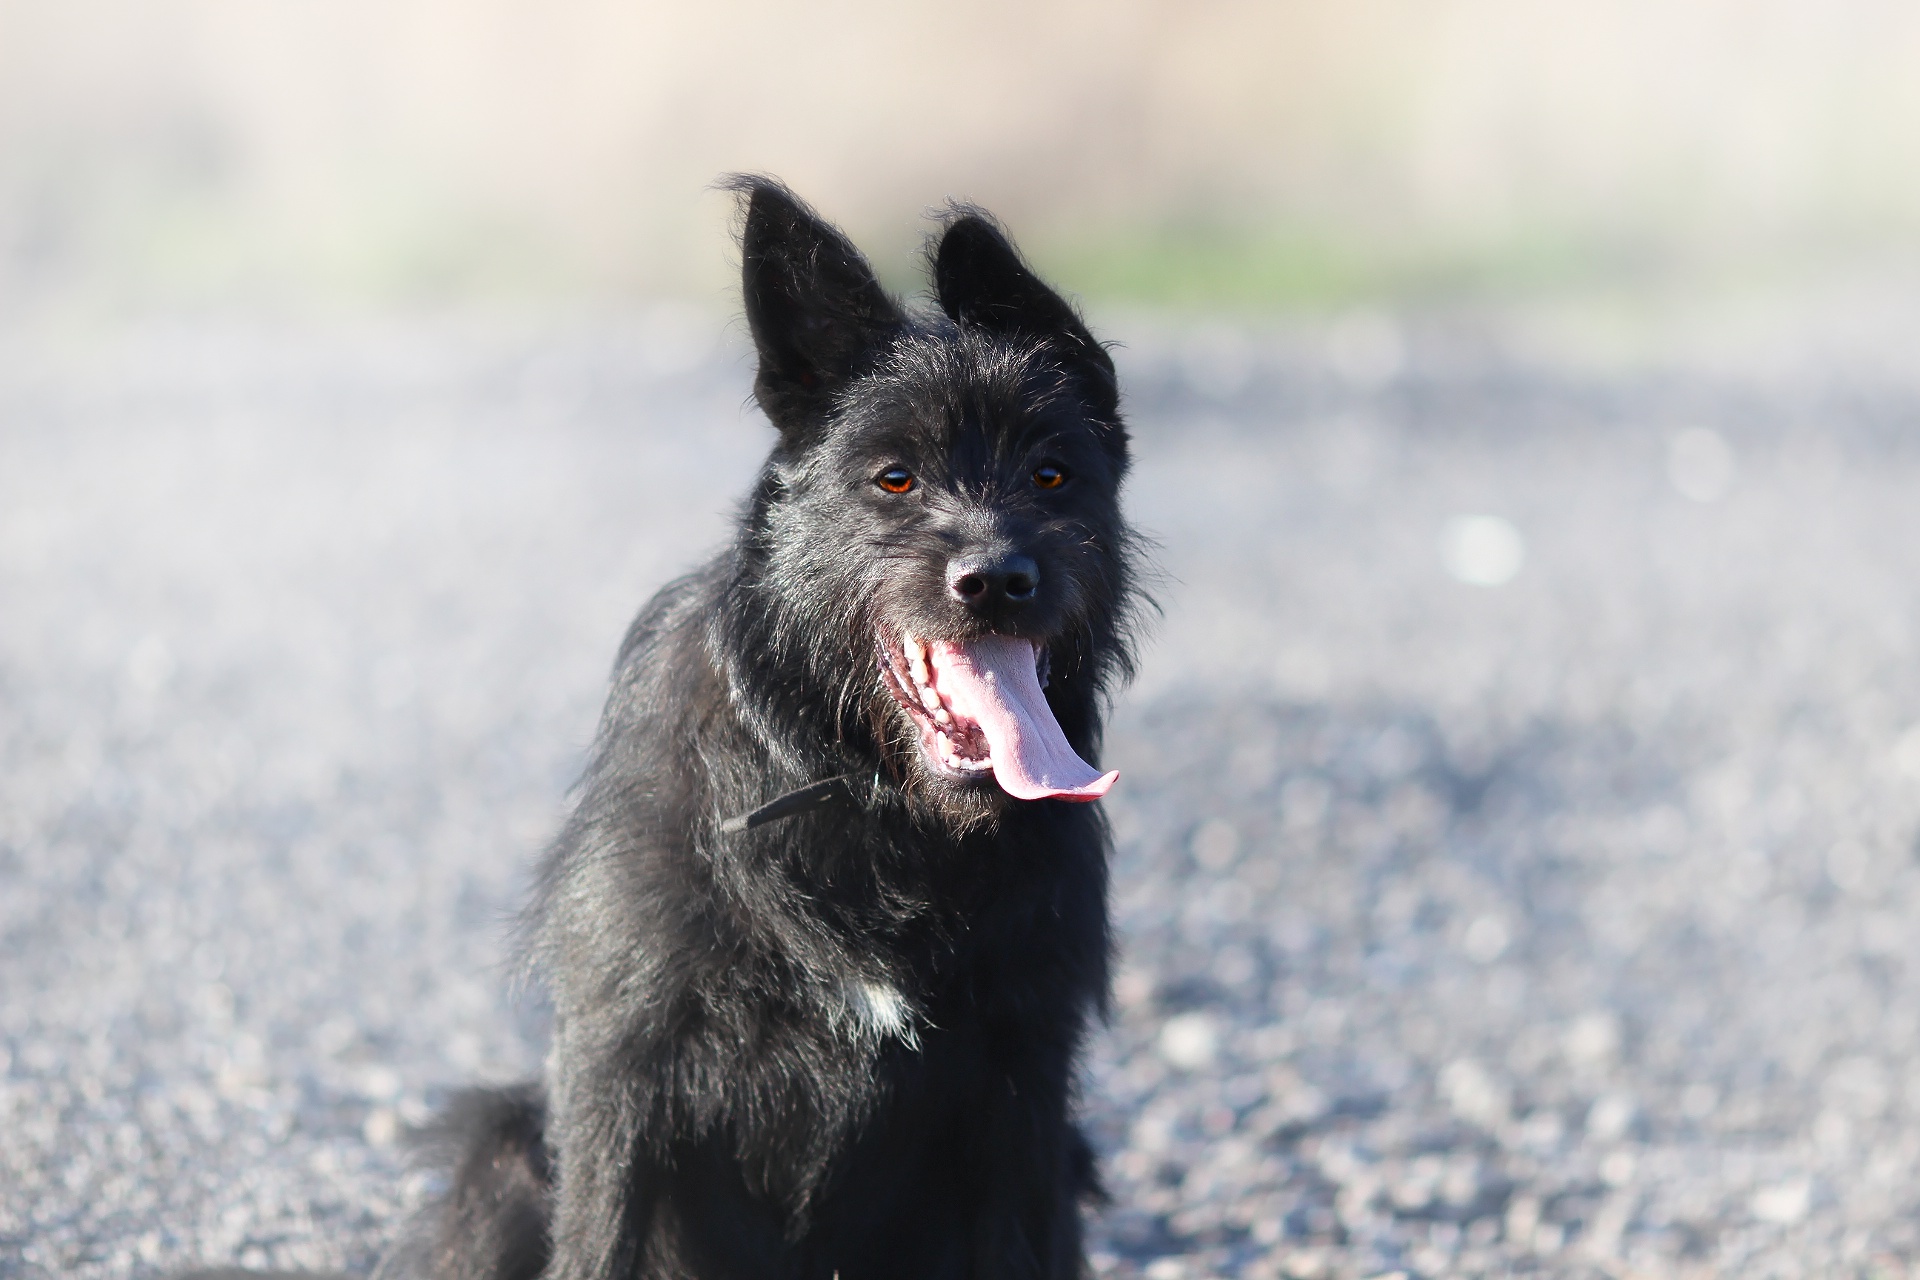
[720,177,1138,823]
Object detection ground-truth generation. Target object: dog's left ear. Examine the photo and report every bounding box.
[933,210,1119,421]
[729,175,906,443]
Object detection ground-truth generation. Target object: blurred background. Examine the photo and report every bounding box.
[5,0,1920,318]
[13,4,1920,1279]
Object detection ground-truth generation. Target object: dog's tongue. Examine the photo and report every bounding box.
[928,636,1117,802]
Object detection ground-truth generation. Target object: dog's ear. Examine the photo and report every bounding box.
[933,210,1118,420]
[728,175,905,441]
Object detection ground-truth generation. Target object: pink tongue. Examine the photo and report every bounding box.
[927,636,1117,802]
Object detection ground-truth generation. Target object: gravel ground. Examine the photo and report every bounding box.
[7,304,1920,1279]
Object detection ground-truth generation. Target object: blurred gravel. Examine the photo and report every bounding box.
[8,306,1920,1279]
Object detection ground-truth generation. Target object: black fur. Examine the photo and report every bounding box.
[387,178,1142,1280]
[377,1086,555,1280]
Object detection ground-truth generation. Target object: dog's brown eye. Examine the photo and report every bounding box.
[1032,464,1067,490]
[877,468,915,494]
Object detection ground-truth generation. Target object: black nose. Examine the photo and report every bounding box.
[949,554,1040,609]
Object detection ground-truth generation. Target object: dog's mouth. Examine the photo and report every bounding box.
[877,631,1117,802]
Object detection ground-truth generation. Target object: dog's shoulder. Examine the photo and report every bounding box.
[612,563,723,678]
[586,560,737,751]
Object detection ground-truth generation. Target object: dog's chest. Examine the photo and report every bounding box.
[839,977,914,1042]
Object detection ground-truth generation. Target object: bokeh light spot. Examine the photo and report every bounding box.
[1440,515,1525,586]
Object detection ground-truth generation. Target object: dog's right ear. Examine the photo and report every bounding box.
[726,175,905,442]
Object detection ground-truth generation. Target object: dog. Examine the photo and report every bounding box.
[355,176,1142,1280]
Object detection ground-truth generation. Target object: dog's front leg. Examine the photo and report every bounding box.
[964,1092,1091,1280]
[541,1085,661,1280]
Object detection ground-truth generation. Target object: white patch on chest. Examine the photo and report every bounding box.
[839,978,916,1046]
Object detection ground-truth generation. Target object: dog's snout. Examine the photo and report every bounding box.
[949,554,1040,609]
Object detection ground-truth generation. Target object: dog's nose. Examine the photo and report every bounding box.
[949,554,1040,609]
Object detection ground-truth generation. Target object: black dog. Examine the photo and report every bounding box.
[372,178,1142,1280]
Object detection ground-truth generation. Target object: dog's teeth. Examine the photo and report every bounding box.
[932,706,951,726]
[904,637,929,683]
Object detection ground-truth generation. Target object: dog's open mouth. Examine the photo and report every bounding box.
[878,632,1117,802]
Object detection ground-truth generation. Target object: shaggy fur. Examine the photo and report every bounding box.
[372,177,1142,1280]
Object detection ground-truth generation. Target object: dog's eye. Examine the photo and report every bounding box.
[876,468,915,494]
[1032,464,1068,490]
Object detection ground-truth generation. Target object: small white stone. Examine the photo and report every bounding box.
[357,1064,404,1100]
[1751,1178,1811,1224]
[1158,1012,1219,1070]
[1439,1058,1510,1126]
[1440,515,1525,587]
[1462,913,1512,963]
[1586,1091,1637,1142]
[1505,1194,1541,1244]
[1893,725,1920,780]
[1565,1012,1622,1067]
[363,1107,399,1147]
